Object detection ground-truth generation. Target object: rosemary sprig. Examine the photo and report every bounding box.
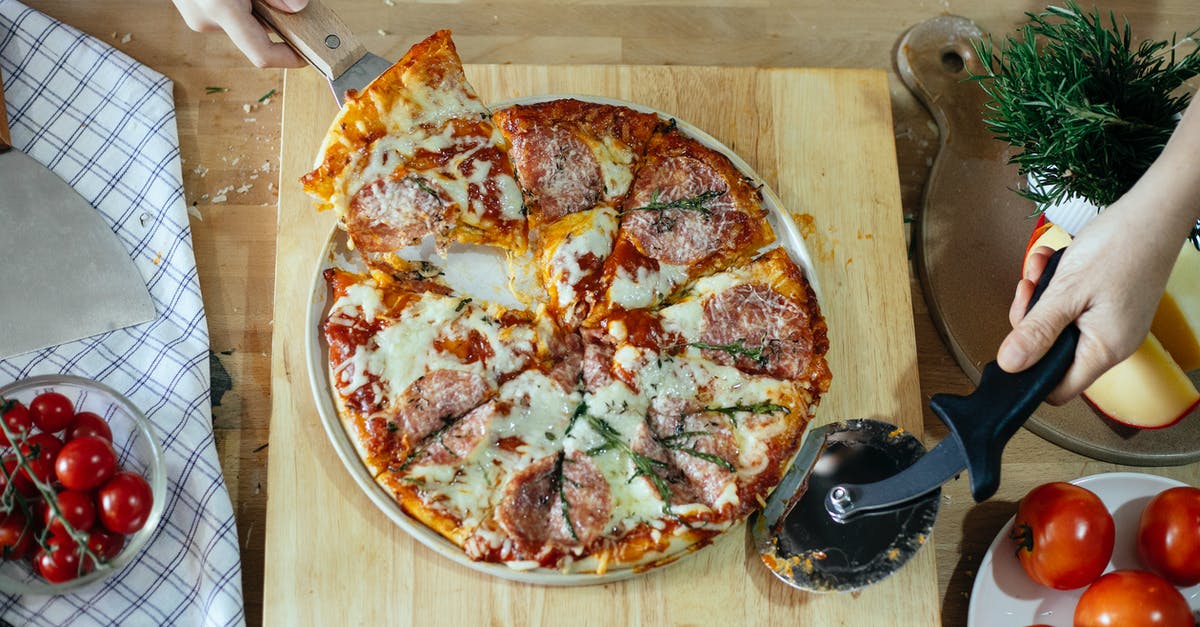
[704,402,789,426]
[622,188,725,216]
[407,176,440,200]
[455,298,472,312]
[688,339,766,363]
[554,452,579,542]
[565,402,587,437]
[971,1,1200,246]
[583,414,674,509]
[257,88,277,103]
[392,420,455,473]
[204,86,228,94]
[658,432,735,472]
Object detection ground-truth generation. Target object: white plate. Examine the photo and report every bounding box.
[968,472,1200,626]
[304,95,821,585]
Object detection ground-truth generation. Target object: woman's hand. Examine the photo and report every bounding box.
[172,0,309,68]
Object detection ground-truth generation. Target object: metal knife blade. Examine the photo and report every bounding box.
[0,149,156,359]
[251,0,391,105]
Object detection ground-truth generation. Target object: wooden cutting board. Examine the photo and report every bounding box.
[265,65,939,625]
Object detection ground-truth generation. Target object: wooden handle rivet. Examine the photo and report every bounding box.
[324,34,341,50]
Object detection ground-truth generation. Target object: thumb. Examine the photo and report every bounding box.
[262,0,309,13]
[996,295,1079,373]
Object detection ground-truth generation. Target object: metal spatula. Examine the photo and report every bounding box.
[0,74,156,360]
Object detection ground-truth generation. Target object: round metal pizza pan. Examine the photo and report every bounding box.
[305,94,821,585]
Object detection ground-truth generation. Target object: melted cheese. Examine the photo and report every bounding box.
[547,208,619,310]
[607,262,691,310]
[582,135,636,200]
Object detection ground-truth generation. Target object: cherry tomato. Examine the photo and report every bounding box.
[0,455,38,498]
[1009,482,1114,590]
[33,534,93,584]
[86,529,125,562]
[1074,570,1192,627]
[0,511,34,560]
[18,432,64,485]
[65,412,112,443]
[54,436,117,492]
[44,490,96,537]
[0,399,33,446]
[1137,486,1200,586]
[29,392,74,434]
[97,471,153,534]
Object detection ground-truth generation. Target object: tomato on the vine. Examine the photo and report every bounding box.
[54,436,117,491]
[0,511,34,560]
[86,529,125,562]
[29,392,74,434]
[1074,570,1192,627]
[18,432,63,485]
[0,455,37,498]
[34,534,93,584]
[44,490,96,538]
[0,399,33,446]
[65,412,112,443]
[1009,482,1114,590]
[97,472,153,534]
[1137,486,1200,586]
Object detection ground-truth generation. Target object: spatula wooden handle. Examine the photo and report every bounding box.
[0,73,12,152]
[251,0,366,79]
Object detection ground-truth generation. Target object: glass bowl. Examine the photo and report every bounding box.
[0,374,166,595]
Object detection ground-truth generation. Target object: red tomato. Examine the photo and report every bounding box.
[0,455,38,498]
[97,472,153,534]
[1137,486,1200,586]
[54,436,117,491]
[65,411,113,443]
[44,490,96,537]
[86,529,125,562]
[0,511,34,560]
[29,392,74,434]
[33,534,93,584]
[0,399,33,446]
[1074,570,1192,627]
[18,432,64,485]
[1009,482,1114,590]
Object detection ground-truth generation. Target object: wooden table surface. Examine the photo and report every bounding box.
[17,1,1200,625]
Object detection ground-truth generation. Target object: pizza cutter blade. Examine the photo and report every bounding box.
[751,248,1078,591]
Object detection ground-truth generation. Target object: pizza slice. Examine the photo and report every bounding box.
[492,99,661,230]
[322,267,543,476]
[302,30,527,264]
[591,124,776,320]
[655,247,832,397]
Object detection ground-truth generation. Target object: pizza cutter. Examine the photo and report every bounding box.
[751,247,1079,591]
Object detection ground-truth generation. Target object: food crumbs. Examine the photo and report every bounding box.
[887,548,900,560]
[378,29,390,36]
[152,251,163,266]
[791,212,816,238]
[243,104,252,113]
[888,427,906,438]
[120,33,132,44]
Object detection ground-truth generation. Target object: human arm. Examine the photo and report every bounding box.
[997,96,1200,404]
[171,0,309,68]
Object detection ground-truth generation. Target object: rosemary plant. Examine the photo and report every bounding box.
[972,1,1200,246]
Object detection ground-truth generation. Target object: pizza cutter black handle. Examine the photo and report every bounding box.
[930,247,1078,502]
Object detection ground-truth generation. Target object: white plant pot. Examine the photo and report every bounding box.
[1027,173,1102,236]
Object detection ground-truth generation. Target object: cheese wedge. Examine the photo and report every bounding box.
[1083,332,1200,429]
[1151,244,1200,371]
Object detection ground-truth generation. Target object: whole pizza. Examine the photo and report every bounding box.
[303,30,832,575]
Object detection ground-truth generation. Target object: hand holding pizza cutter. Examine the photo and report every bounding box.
[751,247,1079,591]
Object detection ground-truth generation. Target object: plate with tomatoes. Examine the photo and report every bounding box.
[968,472,1200,627]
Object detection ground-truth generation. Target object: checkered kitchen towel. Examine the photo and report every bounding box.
[0,1,244,625]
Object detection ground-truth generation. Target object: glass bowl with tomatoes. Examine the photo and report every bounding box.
[0,374,166,594]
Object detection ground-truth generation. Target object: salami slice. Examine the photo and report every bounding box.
[510,125,603,222]
[495,451,611,549]
[347,175,456,253]
[415,401,498,466]
[699,283,820,382]
[395,369,490,445]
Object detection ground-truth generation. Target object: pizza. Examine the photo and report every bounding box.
[309,31,831,576]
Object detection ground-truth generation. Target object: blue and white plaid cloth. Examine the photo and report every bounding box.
[0,2,244,624]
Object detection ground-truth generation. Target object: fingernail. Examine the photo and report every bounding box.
[281,0,308,11]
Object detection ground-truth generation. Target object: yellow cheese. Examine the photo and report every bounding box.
[1151,244,1200,371]
[1083,332,1200,428]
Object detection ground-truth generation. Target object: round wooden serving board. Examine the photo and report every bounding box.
[898,15,1200,466]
